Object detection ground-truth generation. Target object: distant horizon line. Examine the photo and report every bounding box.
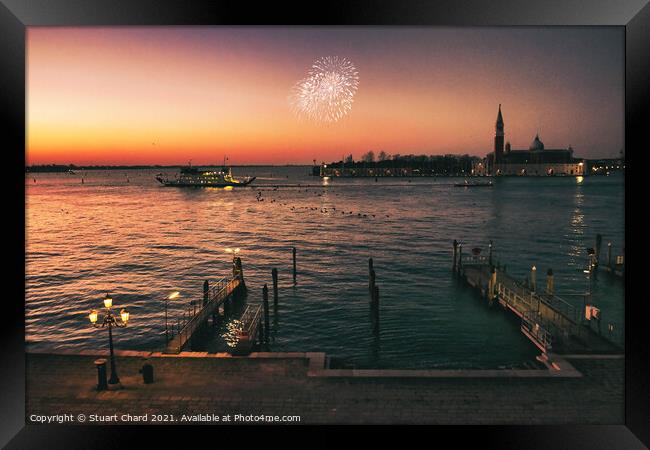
[25,153,625,169]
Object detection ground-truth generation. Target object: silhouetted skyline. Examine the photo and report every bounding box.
[27,27,623,165]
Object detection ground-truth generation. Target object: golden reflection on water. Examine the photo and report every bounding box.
[567,190,586,258]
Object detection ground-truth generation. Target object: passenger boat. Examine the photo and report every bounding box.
[454,179,493,187]
[155,164,256,188]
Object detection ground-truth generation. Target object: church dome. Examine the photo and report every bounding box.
[529,134,544,151]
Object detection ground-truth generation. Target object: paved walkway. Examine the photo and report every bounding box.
[26,351,624,425]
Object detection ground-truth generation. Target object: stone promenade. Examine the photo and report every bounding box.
[26,350,624,425]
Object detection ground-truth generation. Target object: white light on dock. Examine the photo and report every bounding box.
[89,310,98,324]
[168,291,180,300]
[103,294,113,309]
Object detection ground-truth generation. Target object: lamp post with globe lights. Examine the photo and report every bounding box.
[88,293,130,385]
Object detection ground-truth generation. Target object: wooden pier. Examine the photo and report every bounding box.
[164,258,247,354]
[453,241,622,357]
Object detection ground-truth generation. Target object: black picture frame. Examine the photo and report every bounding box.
[2,0,647,447]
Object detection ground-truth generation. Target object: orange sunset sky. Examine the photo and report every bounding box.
[27,27,624,165]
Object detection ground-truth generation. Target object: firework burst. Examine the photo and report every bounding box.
[290,56,359,123]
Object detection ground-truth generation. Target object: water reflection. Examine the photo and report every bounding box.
[25,168,625,368]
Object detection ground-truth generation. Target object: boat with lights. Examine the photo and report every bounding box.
[155,164,256,188]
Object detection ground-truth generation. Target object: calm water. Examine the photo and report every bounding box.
[25,167,625,369]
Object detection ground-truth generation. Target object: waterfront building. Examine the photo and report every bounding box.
[480,105,587,176]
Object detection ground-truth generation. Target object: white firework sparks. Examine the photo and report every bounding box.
[290,56,359,123]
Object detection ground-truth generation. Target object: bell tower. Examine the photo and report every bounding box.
[495,104,504,163]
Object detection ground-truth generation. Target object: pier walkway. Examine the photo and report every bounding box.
[455,243,622,356]
[164,258,248,354]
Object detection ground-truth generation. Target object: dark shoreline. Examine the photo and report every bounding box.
[25,164,313,173]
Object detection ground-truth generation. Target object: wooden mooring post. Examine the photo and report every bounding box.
[203,280,209,306]
[292,247,297,284]
[452,240,458,272]
[488,240,493,265]
[371,284,379,334]
[607,242,612,268]
[262,284,270,343]
[531,265,537,293]
[272,268,279,306]
[546,268,554,295]
[595,234,602,267]
[487,266,497,303]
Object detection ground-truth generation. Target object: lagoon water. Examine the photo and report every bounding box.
[26,167,624,369]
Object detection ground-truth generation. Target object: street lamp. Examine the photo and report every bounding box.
[164,291,180,343]
[225,247,240,260]
[89,293,129,385]
[225,247,241,269]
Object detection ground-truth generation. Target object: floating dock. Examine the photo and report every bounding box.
[453,240,622,359]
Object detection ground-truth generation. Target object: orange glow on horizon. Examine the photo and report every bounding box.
[27,27,624,165]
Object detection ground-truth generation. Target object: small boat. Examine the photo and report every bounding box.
[155,164,256,188]
[454,179,493,187]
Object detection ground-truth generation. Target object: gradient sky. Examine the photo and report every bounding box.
[27,27,624,165]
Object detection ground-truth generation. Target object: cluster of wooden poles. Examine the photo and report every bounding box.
[258,247,298,344]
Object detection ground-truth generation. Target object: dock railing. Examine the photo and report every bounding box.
[166,275,242,353]
[521,311,553,352]
[538,291,578,324]
[239,304,262,340]
[497,277,577,324]
[460,254,491,267]
[497,281,534,311]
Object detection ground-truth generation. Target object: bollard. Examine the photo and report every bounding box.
[263,284,270,343]
[94,359,108,391]
[203,280,209,307]
[607,242,612,268]
[546,268,554,294]
[292,247,297,284]
[452,240,458,272]
[272,268,279,306]
[531,265,537,293]
[139,360,154,384]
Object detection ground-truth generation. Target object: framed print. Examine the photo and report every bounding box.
[1,0,648,447]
